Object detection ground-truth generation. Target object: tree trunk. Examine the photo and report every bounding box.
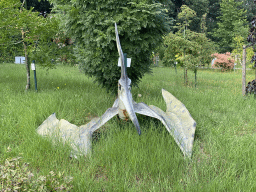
[184,68,186,85]
[242,45,246,95]
[185,68,188,86]
[20,0,30,90]
[183,50,187,86]
[195,68,197,88]
[22,29,30,90]
[25,48,30,90]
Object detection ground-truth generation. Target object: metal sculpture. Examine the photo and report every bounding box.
[37,23,196,158]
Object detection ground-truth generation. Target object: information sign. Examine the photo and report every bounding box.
[118,57,131,67]
[31,63,36,71]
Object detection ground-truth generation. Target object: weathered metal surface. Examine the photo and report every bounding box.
[37,23,196,158]
[115,23,141,135]
[133,89,196,157]
[38,106,119,157]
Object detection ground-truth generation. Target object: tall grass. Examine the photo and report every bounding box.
[1,63,256,191]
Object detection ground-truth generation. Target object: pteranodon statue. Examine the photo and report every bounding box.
[37,23,196,158]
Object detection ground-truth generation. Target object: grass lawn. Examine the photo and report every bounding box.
[1,63,256,191]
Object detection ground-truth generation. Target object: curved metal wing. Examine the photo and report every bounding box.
[134,89,196,158]
[37,106,119,156]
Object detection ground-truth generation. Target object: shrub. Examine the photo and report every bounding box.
[211,52,235,71]
[51,0,170,93]
[0,157,73,191]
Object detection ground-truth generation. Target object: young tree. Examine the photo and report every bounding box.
[232,35,254,67]
[50,0,170,93]
[200,13,207,33]
[163,5,215,86]
[176,5,197,85]
[0,0,59,90]
[163,30,215,84]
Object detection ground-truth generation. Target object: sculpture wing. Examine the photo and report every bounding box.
[37,113,60,136]
[161,88,196,158]
[133,89,196,158]
[37,113,83,155]
[80,106,119,134]
[75,106,119,155]
[37,106,119,157]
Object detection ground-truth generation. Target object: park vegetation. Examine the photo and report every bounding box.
[1,0,256,190]
[49,0,170,93]
[1,0,255,91]
[211,52,234,71]
[0,0,60,90]
[1,64,256,191]
[162,5,216,86]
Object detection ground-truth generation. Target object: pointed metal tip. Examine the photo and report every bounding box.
[138,129,141,136]
[134,122,141,135]
[130,116,141,135]
[161,88,167,94]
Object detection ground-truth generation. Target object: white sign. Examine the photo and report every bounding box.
[31,63,36,71]
[15,56,25,64]
[118,57,131,67]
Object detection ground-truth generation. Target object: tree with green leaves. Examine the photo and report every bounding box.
[163,5,215,86]
[232,35,254,68]
[0,0,60,90]
[205,0,221,39]
[182,0,210,33]
[175,4,197,36]
[50,0,170,93]
[238,0,256,23]
[212,0,248,53]
[163,30,215,85]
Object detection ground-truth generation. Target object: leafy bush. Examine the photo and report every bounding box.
[51,0,170,93]
[211,52,235,71]
[0,157,73,191]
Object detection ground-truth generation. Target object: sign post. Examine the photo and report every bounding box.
[31,60,37,91]
[174,61,177,74]
[118,53,131,68]
[124,53,127,68]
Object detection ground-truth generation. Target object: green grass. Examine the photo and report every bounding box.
[1,63,256,191]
